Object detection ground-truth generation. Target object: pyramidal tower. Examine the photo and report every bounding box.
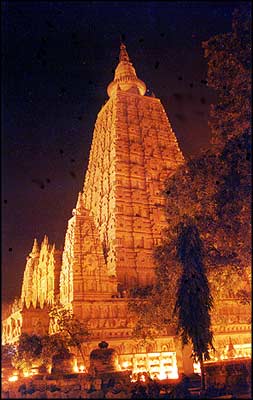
[59,43,185,370]
[60,43,184,304]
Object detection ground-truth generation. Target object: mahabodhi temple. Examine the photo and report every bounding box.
[2,43,251,378]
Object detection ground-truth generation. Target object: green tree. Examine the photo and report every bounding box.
[202,4,251,149]
[163,137,251,303]
[40,333,71,372]
[12,333,43,372]
[128,247,181,343]
[201,4,251,301]
[128,5,251,372]
[11,332,70,374]
[174,217,214,391]
[161,4,251,302]
[49,305,90,365]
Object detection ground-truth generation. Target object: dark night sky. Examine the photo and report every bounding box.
[2,1,240,304]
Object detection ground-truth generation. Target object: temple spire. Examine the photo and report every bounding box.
[119,42,130,62]
[107,42,146,98]
[43,234,48,244]
[72,192,84,216]
[76,192,83,210]
[29,238,40,257]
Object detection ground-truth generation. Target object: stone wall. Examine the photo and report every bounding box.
[21,304,50,336]
[205,359,251,395]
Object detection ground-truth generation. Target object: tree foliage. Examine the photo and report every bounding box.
[202,4,251,149]
[163,134,251,301]
[202,5,251,299]
[161,4,251,302]
[174,218,214,362]
[49,305,90,364]
[128,245,181,342]
[12,333,43,371]
[1,344,17,367]
[40,333,71,368]
[129,5,251,346]
[11,332,69,372]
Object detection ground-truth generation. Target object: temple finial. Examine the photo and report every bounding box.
[119,42,130,63]
[76,192,83,209]
[43,234,48,244]
[72,192,84,216]
[30,238,40,257]
[107,41,146,98]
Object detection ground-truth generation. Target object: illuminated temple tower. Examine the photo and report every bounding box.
[83,44,184,287]
[57,43,186,374]
[60,43,184,304]
[3,43,251,377]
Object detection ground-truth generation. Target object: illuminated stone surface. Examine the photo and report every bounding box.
[2,237,61,343]
[21,238,40,308]
[81,48,184,287]
[1,303,22,345]
[60,193,118,309]
[2,44,251,377]
[21,236,62,309]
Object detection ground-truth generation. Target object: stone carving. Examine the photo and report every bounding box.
[82,80,184,289]
[60,196,118,308]
[20,237,62,309]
